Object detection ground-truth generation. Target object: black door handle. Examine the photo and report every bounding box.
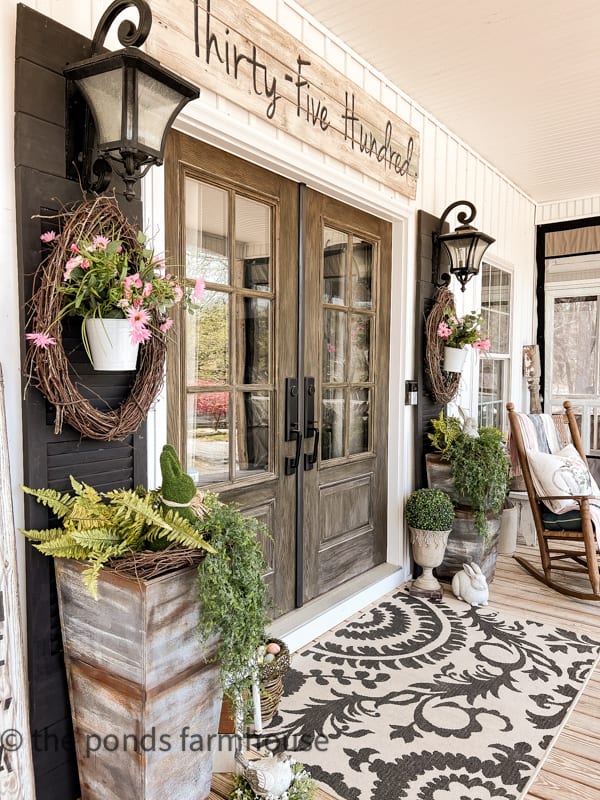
[304,424,319,470]
[304,376,318,470]
[285,426,303,475]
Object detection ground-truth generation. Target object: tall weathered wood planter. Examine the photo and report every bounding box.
[55,559,222,800]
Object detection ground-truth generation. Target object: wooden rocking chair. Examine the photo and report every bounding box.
[507,400,600,601]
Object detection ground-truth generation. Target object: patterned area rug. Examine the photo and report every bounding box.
[261,590,600,800]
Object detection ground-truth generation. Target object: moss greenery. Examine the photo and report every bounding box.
[428,412,510,538]
[405,488,455,531]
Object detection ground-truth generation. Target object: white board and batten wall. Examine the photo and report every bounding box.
[3,0,541,642]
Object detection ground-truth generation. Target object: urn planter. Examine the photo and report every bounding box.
[55,559,222,800]
[409,527,451,600]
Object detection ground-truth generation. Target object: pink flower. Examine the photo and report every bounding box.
[127,307,151,329]
[70,243,79,252]
[92,235,110,250]
[81,259,91,270]
[64,255,83,280]
[437,321,452,340]
[173,286,184,303]
[123,273,143,291]
[26,332,57,349]
[473,338,491,351]
[192,277,205,302]
[130,325,152,345]
[160,318,174,333]
[40,231,57,243]
[142,282,153,298]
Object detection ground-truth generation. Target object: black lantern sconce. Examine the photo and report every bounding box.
[432,200,495,292]
[64,0,200,200]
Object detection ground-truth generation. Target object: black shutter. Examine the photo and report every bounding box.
[414,211,444,488]
[15,7,147,799]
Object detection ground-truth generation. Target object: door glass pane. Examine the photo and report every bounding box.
[186,290,229,385]
[350,315,371,382]
[187,391,230,485]
[352,237,373,309]
[237,296,271,384]
[323,227,347,305]
[552,297,598,395]
[322,389,345,461]
[235,196,271,292]
[235,391,271,477]
[185,178,229,285]
[349,388,370,454]
[323,309,346,383]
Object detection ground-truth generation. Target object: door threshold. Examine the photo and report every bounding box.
[268,563,406,653]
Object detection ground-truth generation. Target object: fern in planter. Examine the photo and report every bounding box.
[20,478,214,597]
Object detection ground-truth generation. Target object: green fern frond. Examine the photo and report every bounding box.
[20,526,66,543]
[148,508,215,553]
[70,476,101,505]
[36,538,90,560]
[21,486,74,520]
[71,528,124,549]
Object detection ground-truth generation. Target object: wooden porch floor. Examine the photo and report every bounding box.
[211,544,600,800]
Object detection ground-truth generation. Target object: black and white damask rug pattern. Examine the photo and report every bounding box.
[264,590,600,800]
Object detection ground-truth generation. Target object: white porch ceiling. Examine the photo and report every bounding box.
[294,0,600,204]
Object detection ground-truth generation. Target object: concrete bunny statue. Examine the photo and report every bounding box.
[452,562,489,606]
[458,407,479,438]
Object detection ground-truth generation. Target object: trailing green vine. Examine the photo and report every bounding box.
[194,492,270,705]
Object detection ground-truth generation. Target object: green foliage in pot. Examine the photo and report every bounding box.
[21,445,271,720]
[405,488,455,531]
[428,413,510,538]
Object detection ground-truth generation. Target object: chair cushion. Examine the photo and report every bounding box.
[542,508,583,531]
[527,444,600,513]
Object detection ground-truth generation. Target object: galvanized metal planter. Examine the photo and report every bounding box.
[55,559,222,800]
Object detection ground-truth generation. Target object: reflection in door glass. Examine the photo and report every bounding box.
[349,389,370,454]
[323,227,347,305]
[237,295,270,385]
[186,391,229,485]
[322,389,345,460]
[323,309,346,383]
[352,237,373,308]
[186,290,229,385]
[185,178,229,285]
[552,297,598,395]
[235,391,271,477]
[350,315,371,382]
[236,196,271,292]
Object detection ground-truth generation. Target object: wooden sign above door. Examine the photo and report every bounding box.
[147,0,419,199]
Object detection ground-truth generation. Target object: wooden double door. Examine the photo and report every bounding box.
[166,133,391,617]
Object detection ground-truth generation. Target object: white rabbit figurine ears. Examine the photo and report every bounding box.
[458,407,479,438]
[463,562,483,577]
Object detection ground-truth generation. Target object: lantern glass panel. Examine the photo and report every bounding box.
[137,71,188,153]
[76,69,123,149]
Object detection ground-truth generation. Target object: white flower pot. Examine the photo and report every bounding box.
[85,317,139,371]
[409,527,451,599]
[443,345,468,373]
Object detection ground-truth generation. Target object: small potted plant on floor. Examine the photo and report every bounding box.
[405,488,455,600]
